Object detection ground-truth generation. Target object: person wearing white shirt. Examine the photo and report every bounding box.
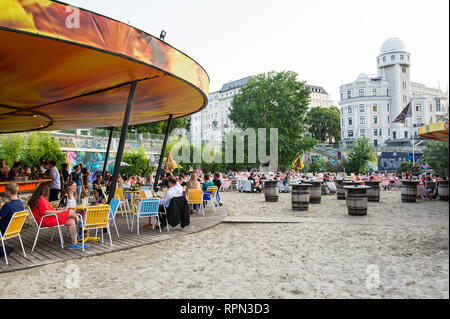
[155,176,182,229]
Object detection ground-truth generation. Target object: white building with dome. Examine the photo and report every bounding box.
[339,38,448,148]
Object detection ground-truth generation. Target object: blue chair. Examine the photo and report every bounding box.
[108,198,120,237]
[130,198,163,235]
[141,186,151,191]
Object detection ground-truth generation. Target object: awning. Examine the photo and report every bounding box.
[418,121,449,142]
[0,0,209,133]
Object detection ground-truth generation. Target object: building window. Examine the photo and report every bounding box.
[387,104,390,112]
[405,131,408,139]
[391,55,395,61]
[400,54,404,60]
[373,129,378,136]
[373,116,378,124]
[340,92,343,100]
[387,115,390,123]
[348,117,353,125]
[359,89,364,97]
[379,129,382,136]
[372,104,378,112]
[359,104,365,112]
[374,140,378,147]
[347,90,352,98]
[407,55,409,60]
[341,119,344,127]
[416,104,422,111]
[348,130,354,138]
[377,59,380,64]
[402,67,406,73]
[348,105,352,113]
[360,129,365,136]
[360,116,365,124]
[387,89,389,96]
[436,98,441,112]
[416,116,422,125]
[402,81,407,89]
[393,131,397,139]
[388,129,391,136]
[383,56,386,62]
[429,104,432,112]
[403,95,408,103]
[372,88,377,96]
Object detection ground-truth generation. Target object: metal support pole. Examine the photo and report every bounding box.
[153,114,174,192]
[108,81,137,203]
[102,127,114,181]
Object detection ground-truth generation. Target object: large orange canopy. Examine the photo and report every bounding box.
[418,121,449,142]
[0,0,209,133]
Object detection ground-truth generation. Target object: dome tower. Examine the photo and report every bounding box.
[376,38,411,131]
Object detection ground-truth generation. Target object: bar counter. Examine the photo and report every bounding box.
[0,179,52,195]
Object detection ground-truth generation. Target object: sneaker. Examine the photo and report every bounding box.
[68,244,84,250]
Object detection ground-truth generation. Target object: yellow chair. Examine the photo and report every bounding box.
[187,189,204,216]
[1,210,28,264]
[80,205,112,251]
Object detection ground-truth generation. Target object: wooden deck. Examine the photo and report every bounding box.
[0,207,228,273]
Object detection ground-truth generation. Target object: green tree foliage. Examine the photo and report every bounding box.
[397,161,413,173]
[128,117,189,134]
[0,134,25,166]
[306,106,341,144]
[423,141,449,177]
[228,71,316,171]
[120,147,154,176]
[343,136,377,174]
[0,132,64,168]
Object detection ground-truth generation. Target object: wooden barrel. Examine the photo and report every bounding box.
[341,180,361,199]
[291,184,311,211]
[263,181,279,202]
[438,181,449,201]
[335,179,346,200]
[307,181,322,204]
[344,185,370,216]
[401,180,419,203]
[364,181,381,202]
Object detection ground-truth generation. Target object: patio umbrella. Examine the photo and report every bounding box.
[108,160,131,167]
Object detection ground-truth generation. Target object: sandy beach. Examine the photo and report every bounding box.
[0,190,448,299]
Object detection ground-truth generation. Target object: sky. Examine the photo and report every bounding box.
[68,0,449,103]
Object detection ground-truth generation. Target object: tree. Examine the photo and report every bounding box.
[22,132,65,168]
[120,147,153,176]
[343,136,377,174]
[423,140,449,177]
[0,134,25,167]
[397,161,413,173]
[229,71,316,171]
[306,106,341,144]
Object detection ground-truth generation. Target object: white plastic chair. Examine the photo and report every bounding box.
[28,207,65,251]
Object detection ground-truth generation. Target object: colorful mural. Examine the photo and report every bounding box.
[65,151,114,182]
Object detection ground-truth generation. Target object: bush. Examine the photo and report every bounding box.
[397,161,413,173]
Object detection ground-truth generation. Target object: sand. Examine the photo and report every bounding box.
[0,190,448,299]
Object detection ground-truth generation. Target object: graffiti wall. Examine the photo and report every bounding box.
[65,151,114,183]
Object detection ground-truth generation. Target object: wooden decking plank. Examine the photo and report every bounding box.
[0,208,228,274]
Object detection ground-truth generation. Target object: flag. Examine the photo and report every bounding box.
[291,153,304,172]
[393,101,412,123]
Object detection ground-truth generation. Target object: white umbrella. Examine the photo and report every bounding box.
[108,160,132,167]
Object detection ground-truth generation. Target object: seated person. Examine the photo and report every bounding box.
[155,176,183,229]
[28,183,84,250]
[202,174,214,192]
[0,183,24,257]
[92,174,106,202]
